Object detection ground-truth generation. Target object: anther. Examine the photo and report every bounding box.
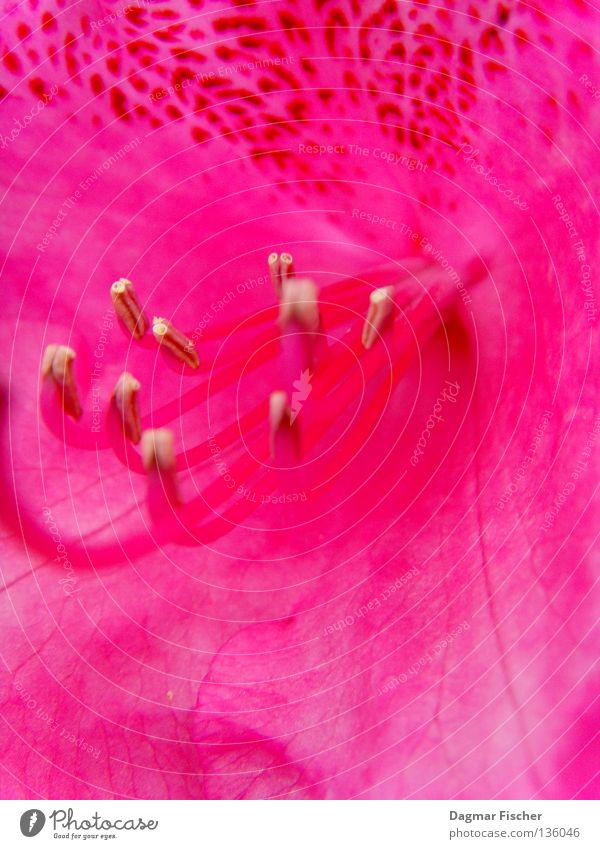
[141,428,179,512]
[268,252,281,295]
[41,345,82,420]
[152,317,199,369]
[279,278,320,332]
[280,252,294,283]
[113,372,141,444]
[268,252,295,297]
[110,278,148,339]
[362,286,395,350]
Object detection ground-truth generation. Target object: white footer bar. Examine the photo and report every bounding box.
[1,800,598,848]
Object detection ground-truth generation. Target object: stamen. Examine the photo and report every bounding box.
[152,317,200,369]
[269,390,300,461]
[268,252,281,295]
[269,390,291,434]
[113,372,141,444]
[41,344,82,420]
[280,252,294,283]
[268,252,295,297]
[33,253,478,550]
[279,278,320,379]
[141,427,176,473]
[141,427,179,512]
[362,286,395,350]
[110,278,148,339]
[279,278,320,332]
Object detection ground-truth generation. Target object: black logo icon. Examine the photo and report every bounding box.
[19,810,46,837]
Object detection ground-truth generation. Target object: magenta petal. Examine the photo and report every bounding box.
[0,0,599,800]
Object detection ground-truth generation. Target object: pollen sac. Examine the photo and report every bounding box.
[41,344,82,420]
[113,372,141,444]
[152,317,199,369]
[280,252,294,282]
[362,286,396,350]
[110,278,148,339]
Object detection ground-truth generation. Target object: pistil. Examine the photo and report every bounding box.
[113,372,142,444]
[279,278,320,332]
[278,277,320,389]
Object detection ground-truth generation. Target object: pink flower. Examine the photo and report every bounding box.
[0,0,598,799]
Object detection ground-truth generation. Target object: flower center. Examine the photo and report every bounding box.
[39,250,481,558]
